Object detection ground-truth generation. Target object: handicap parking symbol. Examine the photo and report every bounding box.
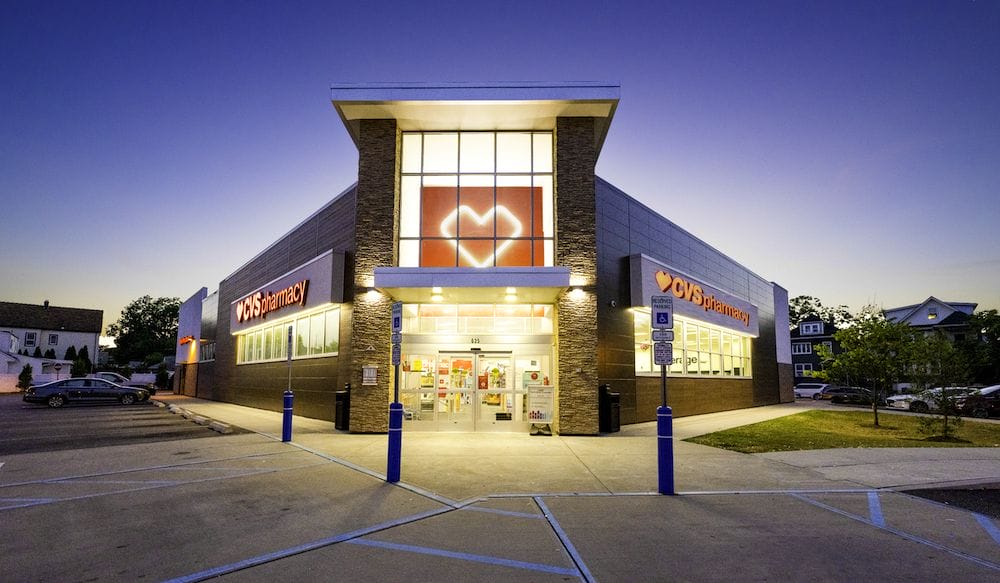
[656,313,670,325]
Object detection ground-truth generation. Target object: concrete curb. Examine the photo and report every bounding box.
[156,400,234,434]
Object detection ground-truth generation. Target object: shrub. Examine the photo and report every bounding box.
[17,363,33,391]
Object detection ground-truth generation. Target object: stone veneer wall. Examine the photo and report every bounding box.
[555,117,600,434]
[348,118,399,432]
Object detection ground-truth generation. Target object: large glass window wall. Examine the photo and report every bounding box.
[633,309,752,377]
[236,305,340,365]
[399,131,554,268]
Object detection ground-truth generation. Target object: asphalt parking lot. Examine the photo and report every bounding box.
[3,396,998,581]
[0,393,241,456]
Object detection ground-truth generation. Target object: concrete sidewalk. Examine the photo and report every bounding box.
[153,394,1000,499]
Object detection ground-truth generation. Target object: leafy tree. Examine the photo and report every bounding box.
[816,305,916,426]
[908,332,970,439]
[961,309,1000,384]
[17,363,33,391]
[155,363,170,389]
[43,348,56,358]
[71,358,90,377]
[106,296,181,364]
[789,295,854,329]
[32,346,42,358]
[64,345,77,361]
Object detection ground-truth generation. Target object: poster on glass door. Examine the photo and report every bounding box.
[527,384,553,424]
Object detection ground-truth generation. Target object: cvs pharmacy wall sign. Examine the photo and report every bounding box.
[629,255,759,336]
[236,280,309,324]
[229,251,344,334]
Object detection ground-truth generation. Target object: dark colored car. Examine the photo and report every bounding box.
[822,386,882,405]
[23,378,151,408]
[956,385,1000,419]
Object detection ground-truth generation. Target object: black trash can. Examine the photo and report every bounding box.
[599,384,620,433]
[335,385,351,431]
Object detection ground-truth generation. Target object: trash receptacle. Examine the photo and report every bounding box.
[335,385,351,431]
[599,384,620,433]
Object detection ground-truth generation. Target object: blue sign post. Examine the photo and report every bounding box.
[387,301,403,483]
[282,324,294,442]
[651,295,675,495]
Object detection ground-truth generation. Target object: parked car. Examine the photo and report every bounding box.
[89,371,157,395]
[886,387,975,414]
[794,383,832,400]
[956,385,1000,419]
[821,386,882,405]
[23,378,150,408]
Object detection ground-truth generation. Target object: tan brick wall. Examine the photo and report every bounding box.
[555,117,600,435]
[348,119,399,432]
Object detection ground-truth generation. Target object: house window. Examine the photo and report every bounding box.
[821,341,833,352]
[792,342,812,355]
[24,332,37,347]
[398,131,554,268]
[800,322,822,335]
[927,308,937,320]
[48,334,59,345]
[794,363,814,376]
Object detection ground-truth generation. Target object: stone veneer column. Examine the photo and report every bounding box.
[555,117,599,434]
[349,118,398,432]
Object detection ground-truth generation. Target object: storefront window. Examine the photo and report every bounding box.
[399,131,554,267]
[236,305,340,364]
[633,309,753,378]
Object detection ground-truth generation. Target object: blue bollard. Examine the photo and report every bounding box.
[282,390,293,442]
[387,402,403,483]
[657,405,675,495]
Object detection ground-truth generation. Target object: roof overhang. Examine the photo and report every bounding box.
[331,82,620,157]
[373,266,570,304]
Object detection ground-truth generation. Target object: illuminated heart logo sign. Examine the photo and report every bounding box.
[439,205,523,267]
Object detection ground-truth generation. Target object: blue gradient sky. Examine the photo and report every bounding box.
[2,1,998,331]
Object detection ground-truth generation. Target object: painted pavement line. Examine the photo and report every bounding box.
[347,538,579,577]
[0,462,331,512]
[974,513,1000,546]
[0,449,298,489]
[162,505,456,583]
[278,440,462,508]
[534,496,594,583]
[790,493,1000,572]
[461,505,545,519]
[867,491,886,527]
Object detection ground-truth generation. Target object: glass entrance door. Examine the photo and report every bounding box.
[400,349,549,432]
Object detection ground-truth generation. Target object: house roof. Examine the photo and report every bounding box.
[0,301,103,334]
[883,296,977,323]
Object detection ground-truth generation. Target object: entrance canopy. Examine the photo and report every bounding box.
[330,82,620,157]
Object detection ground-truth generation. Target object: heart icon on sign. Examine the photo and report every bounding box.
[439,205,523,267]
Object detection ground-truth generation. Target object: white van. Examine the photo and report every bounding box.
[794,383,832,400]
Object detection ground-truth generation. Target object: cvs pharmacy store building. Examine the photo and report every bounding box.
[175,83,793,434]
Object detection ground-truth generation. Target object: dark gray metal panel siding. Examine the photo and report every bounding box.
[209,188,358,421]
[595,176,784,423]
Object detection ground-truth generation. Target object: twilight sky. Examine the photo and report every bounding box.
[2,1,998,333]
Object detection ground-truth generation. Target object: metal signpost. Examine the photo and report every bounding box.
[651,295,675,495]
[387,301,403,483]
[282,324,294,442]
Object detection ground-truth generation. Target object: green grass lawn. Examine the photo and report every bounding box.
[685,410,1000,454]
